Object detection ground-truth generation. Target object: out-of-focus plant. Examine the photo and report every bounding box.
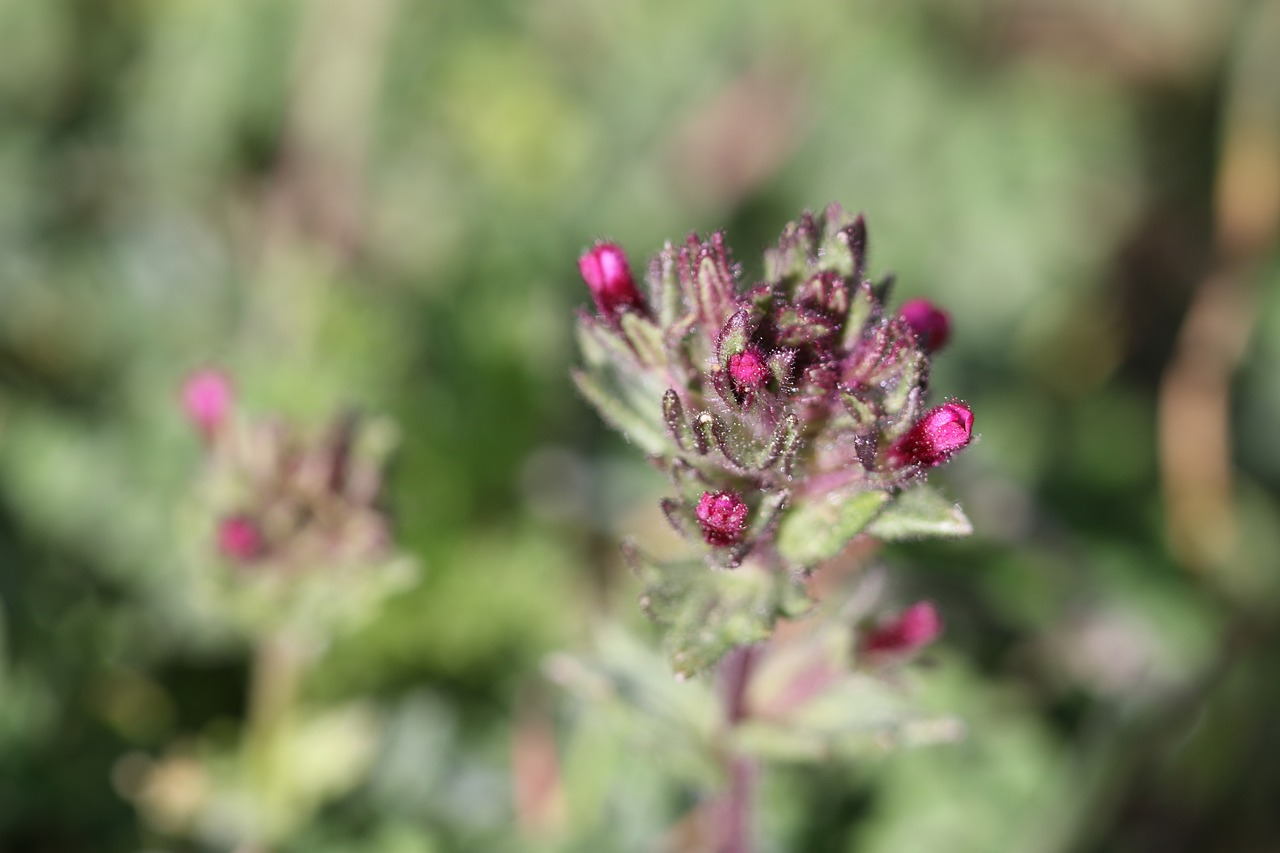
[566,204,976,849]
[118,370,415,851]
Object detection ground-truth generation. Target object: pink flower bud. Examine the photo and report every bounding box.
[695,490,749,547]
[728,347,769,390]
[887,401,973,468]
[899,298,950,352]
[217,515,264,563]
[182,369,233,439]
[579,242,644,320]
[860,601,942,657]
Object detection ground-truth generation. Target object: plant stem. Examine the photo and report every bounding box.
[246,631,308,813]
[717,643,758,853]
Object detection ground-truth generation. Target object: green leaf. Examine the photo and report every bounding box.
[572,369,667,456]
[762,413,801,474]
[716,308,752,369]
[649,242,684,330]
[776,488,890,565]
[866,485,973,541]
[764,213,819,285]
[840,280,880,350]
[619,312,665,368]
[575,313,638,372]
[625,544,812,679]
[816,212,863,280]
[774,304,837,348]
[694,234,738,336]
[735,680,964,762]
[838,387,880,430]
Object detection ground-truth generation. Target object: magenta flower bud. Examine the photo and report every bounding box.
[182,369,233,439]
[217,514,264,563]
[860,601,942,657]
[887,401,974,468]
[899,298,950,352]
[579,242,644,320]
[728,346,770,390]
[695,490,749,547]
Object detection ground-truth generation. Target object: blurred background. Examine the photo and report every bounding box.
[1,0,1279,850]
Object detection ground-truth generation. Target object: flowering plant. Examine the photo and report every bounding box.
[573,204,974,678]
[179,370,414,641]
[123,371,416,851]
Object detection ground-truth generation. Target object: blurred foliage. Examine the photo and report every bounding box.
[1,0,1278,850]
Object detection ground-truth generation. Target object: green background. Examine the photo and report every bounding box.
[2,0,1279,850]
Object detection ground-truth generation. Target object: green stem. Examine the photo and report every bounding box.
[245,631,308,817]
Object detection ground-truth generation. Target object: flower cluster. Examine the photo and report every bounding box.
[572,205,973,675]
[182,371,395,575]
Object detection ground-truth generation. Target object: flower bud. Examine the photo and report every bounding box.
[899,298,950,352]
[182,369,233,439]
[579,242,644,321]
[728,346,769,391]
[695,490,749,547]
[218,514,264,563]
[887,401,973,468]
[860,601,942,657]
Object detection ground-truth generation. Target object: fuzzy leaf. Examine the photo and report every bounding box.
[660,497,700,543]
[575,312,639,372]
[866,485,972,541]
[769,348,798,389]
[716,308,753,369]
[663,389,696,452]
[776,488,890,565]
[620,312,666,368]
[816,213,863,280]
[763,412,801,474]
[735,690,963,762]
[838,386,880,430]
[572,370,667,455]
[775,304,838,349]
[764,210,820,286]
[797,271,849,318]
[648,242,684,330]
[691,233,739,339]
[626,544,812,678]
[840,279,881,350]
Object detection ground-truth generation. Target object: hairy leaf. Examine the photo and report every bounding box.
[626,544,812,678]
[866,484,973,541]
[776,489,891,565]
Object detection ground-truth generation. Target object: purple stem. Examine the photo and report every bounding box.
[717,644,758,853]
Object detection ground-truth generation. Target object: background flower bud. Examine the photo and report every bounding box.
[888,401,974,467]
[217,514,264,563]
[860,601,943,656]
[579,242,644,320]
[695,490,749,547]
[899,298,951,352]
[182,369,233,439]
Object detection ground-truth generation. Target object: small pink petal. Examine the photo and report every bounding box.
[695,490,749,547]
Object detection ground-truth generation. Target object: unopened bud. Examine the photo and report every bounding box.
[887,401,973,468]
[183,369,232,439]
[728,347,770,390]
[860,601,942,657]
[218,515,264,563]
[899,298,950,352]
[695,490,749,547]
[579,242,644,320]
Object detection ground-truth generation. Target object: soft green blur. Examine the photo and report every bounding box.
[1,0,1279,850]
